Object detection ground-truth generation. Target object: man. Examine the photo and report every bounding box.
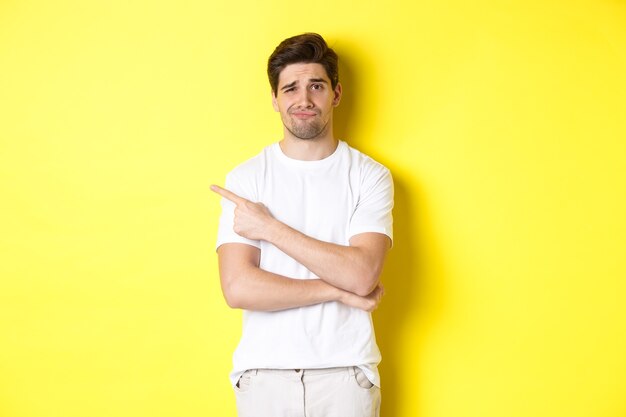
[211,33,393,417]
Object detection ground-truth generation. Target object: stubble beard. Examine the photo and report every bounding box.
[284,115,329,140]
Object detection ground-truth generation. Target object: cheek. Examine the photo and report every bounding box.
[279,100,293,112]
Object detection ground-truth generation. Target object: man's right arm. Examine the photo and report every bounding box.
[217,243,383,312]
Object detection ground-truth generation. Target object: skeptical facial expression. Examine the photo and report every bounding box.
[272,63,342,140]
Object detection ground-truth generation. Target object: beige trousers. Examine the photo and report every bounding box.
[234,367,381,417]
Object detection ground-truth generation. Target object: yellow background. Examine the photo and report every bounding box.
[1,0,625,416]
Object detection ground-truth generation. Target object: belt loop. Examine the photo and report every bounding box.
[349,366,357,377]
[251,369,258,376]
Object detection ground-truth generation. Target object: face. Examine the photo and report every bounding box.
[272,63,342,140]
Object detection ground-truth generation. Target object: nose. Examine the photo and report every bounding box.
[295,88,314,108]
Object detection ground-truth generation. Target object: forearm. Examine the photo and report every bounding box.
[265,221,385,296]
[221,264,343,312]
[211,184,389,298]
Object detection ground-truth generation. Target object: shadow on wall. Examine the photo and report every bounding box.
[335,47,445,417]
[333,51,355,144]
[375,178,420,417]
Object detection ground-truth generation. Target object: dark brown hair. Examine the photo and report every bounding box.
[267,33,339,94]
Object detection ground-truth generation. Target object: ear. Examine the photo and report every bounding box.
[271,90,279,112]
[332,82,342,107]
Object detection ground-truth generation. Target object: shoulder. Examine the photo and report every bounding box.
[226,144,273,181]
[342,141,392,181]
[222,144,274,201]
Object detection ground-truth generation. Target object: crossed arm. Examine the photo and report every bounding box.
[212,185,390,312]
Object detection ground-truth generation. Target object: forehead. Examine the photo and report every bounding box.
[277,63,330,86]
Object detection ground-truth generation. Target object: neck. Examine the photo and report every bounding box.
[279,135,338,161]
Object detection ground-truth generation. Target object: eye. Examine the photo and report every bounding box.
[311,84,324,91]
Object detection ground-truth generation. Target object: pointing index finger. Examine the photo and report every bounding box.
[210,184,246,205]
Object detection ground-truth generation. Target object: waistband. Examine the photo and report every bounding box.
[245,366,357,378]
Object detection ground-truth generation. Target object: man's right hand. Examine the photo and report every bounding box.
[339,284,384,312]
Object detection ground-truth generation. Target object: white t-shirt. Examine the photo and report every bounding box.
[216,140,394,388]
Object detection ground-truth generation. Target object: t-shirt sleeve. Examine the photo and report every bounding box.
[348,165,394,244]
[215,170,261,251]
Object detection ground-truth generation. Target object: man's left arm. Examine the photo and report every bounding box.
[266,224,390,297]
[210,184,392,297]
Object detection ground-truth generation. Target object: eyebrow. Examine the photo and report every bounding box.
[280,81,297,91]
[280,78,329,91]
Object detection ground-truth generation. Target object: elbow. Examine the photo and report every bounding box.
[217,244,260,310]
[221,276,245,309]
[222,290,241,309]
[348,247,387,297]
[224,293,242,309]
[352,269,382,297]
[354,280,379,297]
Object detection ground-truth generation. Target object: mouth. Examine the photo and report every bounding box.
[291,111,318,119]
